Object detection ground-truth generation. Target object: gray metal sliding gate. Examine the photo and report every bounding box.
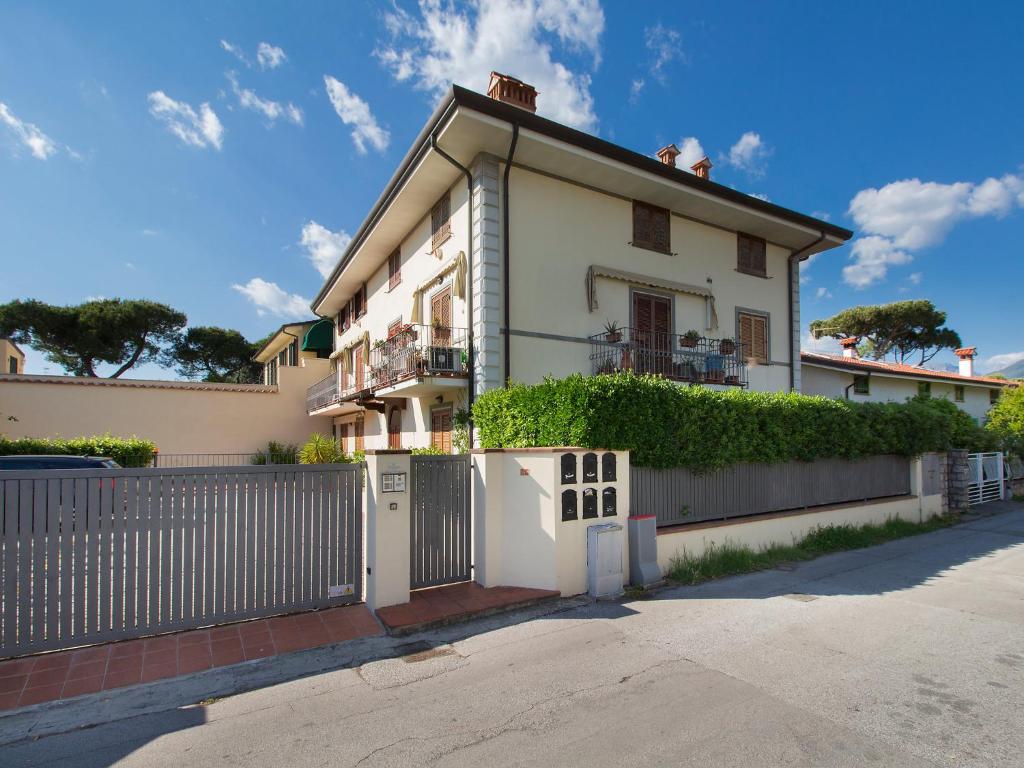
[410,455,471,589]
[0,463,362,658]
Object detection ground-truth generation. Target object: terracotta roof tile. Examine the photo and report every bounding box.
[800,352,1014,387]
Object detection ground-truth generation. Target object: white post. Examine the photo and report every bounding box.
[364,450,412,611]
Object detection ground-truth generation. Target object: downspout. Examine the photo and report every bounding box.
[502,123,520,384]
[844,372,868,400]
[430,134,476,444]
[788,231,827,392]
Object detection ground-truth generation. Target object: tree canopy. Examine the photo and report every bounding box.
[809,300,961,366]
[162,326,262,383]
[986,386,1024,459]
[0,298,187,378]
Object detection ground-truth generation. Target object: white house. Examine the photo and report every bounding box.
[306,72,852,452]
[802,343,1010,423]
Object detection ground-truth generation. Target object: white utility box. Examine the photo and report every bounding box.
[587,523,624,599]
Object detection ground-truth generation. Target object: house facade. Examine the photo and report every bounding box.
[307,73,851,452]
[1,337,25,375]
[802,345,1009,423]
[253,319,333,386]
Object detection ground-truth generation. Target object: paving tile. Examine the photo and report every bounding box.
[31,654,71,672]
[143,636,178,653]
[141,662,179,682]
[61,675,105,699]
[240,630,273,648]
[210,641,245,666]
[103,669,142,690]
[0,658,35,677]
[237,620,270,638]
[18,683,64,707]
[209,625,241,641]
[0,690,22,710]
[177,630,211,647]
[142,648,178,667]
[70,646,110,664]
[242,643,275,661]
[0,675,27,694]
[108,639,146,658]
[66,660,107,680]
[106,655,144,674]
[25,667,69,689]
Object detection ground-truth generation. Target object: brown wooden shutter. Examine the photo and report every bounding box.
[387,407,402,449]
[353,345,364,389]
[354,417,364,452]
[431,407,453,453]
[431,287,452,346]
[388,250,401,290]
[338,423,349,453]
[632,201,670,253]
[737,234,766,275]
[431,194,451,250]
[738,312,767,362]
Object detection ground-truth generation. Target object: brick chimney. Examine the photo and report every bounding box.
[487,72,537,113]
[690,156,713,180]
[656,144,680,167]
[955,347,977,378]
[840,337,860,359]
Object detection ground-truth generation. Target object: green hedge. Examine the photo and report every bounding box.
[472,372,988,470]
[0,434,157,468]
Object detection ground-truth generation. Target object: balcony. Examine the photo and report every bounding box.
[589,328,749,387]
[305,370,362,413]
[369,324,468,397]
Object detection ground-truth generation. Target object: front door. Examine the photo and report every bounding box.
[632,292,672,376]
[387,406,403,450]
[431,406,453,453]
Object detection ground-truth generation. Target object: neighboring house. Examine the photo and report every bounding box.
[802,343,1010,423]
[253,319,333,386]
[1,337,25,375]
[307,72,852,452]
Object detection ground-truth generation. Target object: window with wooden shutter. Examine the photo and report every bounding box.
[431,194,451,250]
[339,305,349,332]
[737,233,767,276]
[631,200,671,254]
[388,250,401,290]
[430,287,452,347]
[431,406,453,453]
[337,423,349,453]
[353,345,364,390]
[737,311,768,363]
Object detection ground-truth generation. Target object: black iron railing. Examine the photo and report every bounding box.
[589,328,748,386]
[369,324,468,389]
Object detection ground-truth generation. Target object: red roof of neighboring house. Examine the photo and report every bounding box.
[800,352,1014,387]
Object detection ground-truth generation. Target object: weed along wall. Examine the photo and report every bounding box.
[471,448,630,597]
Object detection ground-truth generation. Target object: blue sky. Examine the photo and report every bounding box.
[2,0,1022,377]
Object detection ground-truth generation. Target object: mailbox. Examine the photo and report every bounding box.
[602,452,616,482]
[582,452,598,483]
[561,489,578,521]
[602,487,617,516]
[582,487,598,519]
[561,453,577,485]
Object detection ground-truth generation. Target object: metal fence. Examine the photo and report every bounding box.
[410,454,471,590]
[589,329,749,387]
[631,455,912,528]
[967,452,1004,506]
[0,463,362,658]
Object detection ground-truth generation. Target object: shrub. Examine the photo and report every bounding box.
[250,440,299,465]
[472,371,976,470]
[0,434,157,467]
[410,445,446,455]
[297,433,348,464]
[986,386,1024,459]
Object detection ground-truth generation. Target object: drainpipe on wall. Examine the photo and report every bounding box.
[788,231,827,392]
[844,372,868,400]
[429,134,476,445]
[502,123,519,385]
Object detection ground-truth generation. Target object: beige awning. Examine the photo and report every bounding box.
[410,251,467,324]
[586,265,718,330]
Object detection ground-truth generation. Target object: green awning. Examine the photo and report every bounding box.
[302,319,334,352]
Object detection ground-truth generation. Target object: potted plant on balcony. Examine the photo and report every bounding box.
[680,330,700,349]
[725,374,740,386]
[705,353,725,383]
[603,320,622,343]
[719,337,736,355]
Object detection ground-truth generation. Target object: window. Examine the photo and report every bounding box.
[8,356,16,374]
[351,283,366,320]
[737,311,769,364]
[288,339,298,367]
[431,193,451,251]
[918,381,931,397]
[853,374,870,395]
[339,305,350,332]
[990,389,1000,405]
[388,250,401,290]
[431,406,453,453]
[737,233,767,276]
[265,358,278,386]
[631,200,670,254]
[336,423,349,453]
[955,385,965,402]
[278,349,287,367]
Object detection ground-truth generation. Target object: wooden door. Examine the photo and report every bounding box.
[632,292,672,376]
[431,406,453,453]
[353,345,364,389]
[337,423,349,454]
[431,287,452,347]
[387,406,403,450]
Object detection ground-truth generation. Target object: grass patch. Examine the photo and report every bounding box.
[667,513,959,586]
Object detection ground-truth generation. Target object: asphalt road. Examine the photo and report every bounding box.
[4,502,1023,767]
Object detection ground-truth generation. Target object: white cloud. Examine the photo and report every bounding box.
[748,192,770,201]
[0,102,58,159]
[141,228,159,236]
[811,210,831,221]
[802,330,842,356]
[226,71,303,126]
[843,171,1024,288]
[323,75,389,154]
[726,131,770,175]
[300,220,352,278]
[232,278,310,317]
[220,39,250,66]
[815,286,832,300]
[629,78,645,102]
[983,351,1024,374]
[644,23,682,82]
[842,235,912,289]
[907,271,923,285]
[849,173,1024,250]
[375,0,605,131]
[257,42,287,70]
[676,136,705,171]
[147,91,223,149]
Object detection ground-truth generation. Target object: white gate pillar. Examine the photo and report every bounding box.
[364,450,412,611]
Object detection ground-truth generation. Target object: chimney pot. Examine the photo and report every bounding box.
[487,71,537,113]
[840,337,860,359]
[656,144,680,167]
[690,156,713,180]
[955,347,976,378]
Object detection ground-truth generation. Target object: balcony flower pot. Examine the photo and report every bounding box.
[620,349,632,370]
[719,338,736,355]
[680,331,700,349]
[725,374,740,386]
[706,370,725,384]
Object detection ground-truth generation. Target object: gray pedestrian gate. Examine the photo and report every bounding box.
[410,455,471,589]
[0,463,362,658]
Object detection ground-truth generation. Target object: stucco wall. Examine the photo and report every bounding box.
[506,167,793,392]
[1,339,25,375]
[0,360,332,456]
[802,364,996,423]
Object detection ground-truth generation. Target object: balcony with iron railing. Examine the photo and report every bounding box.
[306,369,362,413]
[589,328,749,387]
[369,323,468,391]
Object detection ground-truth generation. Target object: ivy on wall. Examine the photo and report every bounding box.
[472,372,988,470]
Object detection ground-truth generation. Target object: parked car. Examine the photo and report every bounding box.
[0,455,121,470]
